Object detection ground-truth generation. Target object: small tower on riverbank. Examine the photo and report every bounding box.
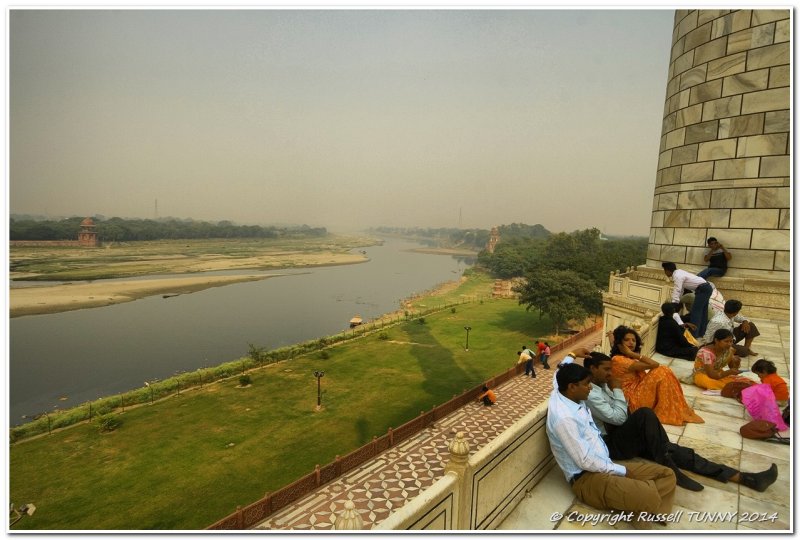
[78,217,100,247]
[486,226,500,254]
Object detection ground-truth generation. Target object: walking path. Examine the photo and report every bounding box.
[252,331,602,530]
[499,317,790,532]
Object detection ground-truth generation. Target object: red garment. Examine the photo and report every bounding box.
[762,373,789,401]
[537,342,546,354]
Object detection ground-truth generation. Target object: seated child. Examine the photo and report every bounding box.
[477,385,497,406]
[751,359,789,406]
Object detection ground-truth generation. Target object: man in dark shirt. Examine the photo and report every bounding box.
[698,237,731,279]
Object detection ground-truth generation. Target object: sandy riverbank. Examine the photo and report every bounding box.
[9,274,286,317]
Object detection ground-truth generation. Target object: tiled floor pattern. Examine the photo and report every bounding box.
[253,333,601,530]
[498,317,791,532]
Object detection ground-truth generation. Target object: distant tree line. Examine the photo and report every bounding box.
[369,226,490,250]
[479,228,647,333]
[9,216,327,242]
[369,222,551,251]
[496,222,551,240]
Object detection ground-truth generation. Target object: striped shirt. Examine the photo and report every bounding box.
[702,310,748,345]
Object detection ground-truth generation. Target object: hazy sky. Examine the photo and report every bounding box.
[9,9,674,235]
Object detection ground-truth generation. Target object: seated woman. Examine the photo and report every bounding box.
[655,302,699,361]
[610,325,704,426]
[690,329,750,391]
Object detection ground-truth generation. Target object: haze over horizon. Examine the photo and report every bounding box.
[10,9,674,237]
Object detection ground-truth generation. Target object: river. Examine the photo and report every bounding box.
[9,238,475,424]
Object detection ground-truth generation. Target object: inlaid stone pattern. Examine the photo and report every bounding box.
[648,10,790,280]
[253,366,557,530]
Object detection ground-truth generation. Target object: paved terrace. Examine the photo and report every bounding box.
[253,319,790,531]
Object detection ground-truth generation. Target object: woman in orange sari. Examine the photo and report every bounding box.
[610,326,704,426]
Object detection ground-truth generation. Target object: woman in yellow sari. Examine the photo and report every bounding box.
[610,325,704,426]
[691,328,749,390]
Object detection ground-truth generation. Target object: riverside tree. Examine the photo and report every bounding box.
[514,268,601,334]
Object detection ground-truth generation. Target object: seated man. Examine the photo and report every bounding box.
[702,299,759,356]
[655,303,698,361]
[546,363,676,529]
[698,237,731,279]
[584,352,777,493]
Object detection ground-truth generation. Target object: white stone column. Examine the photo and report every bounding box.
[333,499,363,530]
[647,10,790,282]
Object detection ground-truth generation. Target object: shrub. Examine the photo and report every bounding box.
[248,343,267,362]
[451,307,457,313]
[238,374,252,387]
[319,350,330,360]
[418,318,426,325]
[94,401,114,417]
[97,414,122,433]
[378,333,390,341]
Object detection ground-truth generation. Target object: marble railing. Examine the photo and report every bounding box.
[374,403,553,531]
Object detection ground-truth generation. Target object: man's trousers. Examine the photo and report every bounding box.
[604,408,737,482]
[571,460,675,521]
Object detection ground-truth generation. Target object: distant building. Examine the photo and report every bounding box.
[9,216,101,248]
[486,226,500,254]
[77,217,100,247]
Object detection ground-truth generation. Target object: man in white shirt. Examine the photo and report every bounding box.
[546,363,676,529]
[662,262,712,338]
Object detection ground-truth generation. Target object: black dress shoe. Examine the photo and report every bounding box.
[740,464,778,492]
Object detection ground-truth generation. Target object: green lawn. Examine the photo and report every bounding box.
[10,290,553,530]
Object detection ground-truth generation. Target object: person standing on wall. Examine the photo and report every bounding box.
[697,237,731,280]
[662,262,712,338]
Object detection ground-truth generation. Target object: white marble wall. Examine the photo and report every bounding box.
[647,10,790,281]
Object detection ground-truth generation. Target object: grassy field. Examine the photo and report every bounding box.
[10,235,378,281]
[9,280,556,530]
